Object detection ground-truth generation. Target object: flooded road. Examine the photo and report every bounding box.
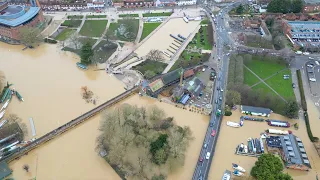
[1,43,209,179]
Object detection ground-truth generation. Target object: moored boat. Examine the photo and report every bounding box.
[0,110,5,120]
[6,90,12,101]
[240,116,244,126]
[16,91,24,102]
[227,121,240,128]
[222,170,231,180]
[0,100,9,112]
[76,62,88,70]
[232,163,246,172]
[233,170,243,176]
[0,120,7,128]
[0,88,10,103]
[248,138,253,153]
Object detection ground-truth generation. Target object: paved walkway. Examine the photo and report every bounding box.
[250,68,289,88]
[76,16,86,33]
[244,65,287,102]
[135,14,144,44]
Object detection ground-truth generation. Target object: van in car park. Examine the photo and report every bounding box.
[315,61,320,66]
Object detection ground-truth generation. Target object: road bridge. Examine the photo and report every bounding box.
[0,86,139,164]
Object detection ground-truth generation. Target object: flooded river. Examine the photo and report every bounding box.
[1,43,209,179]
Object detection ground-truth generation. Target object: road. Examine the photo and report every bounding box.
[192,2,241,180]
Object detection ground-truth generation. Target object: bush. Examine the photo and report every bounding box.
[296,70,307,111]
[304,112,319,142]
[44,38,57,44]
[225,111,232,116]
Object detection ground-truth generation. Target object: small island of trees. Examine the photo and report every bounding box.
[96,104,193,180]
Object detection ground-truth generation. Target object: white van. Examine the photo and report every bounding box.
[206,152,211,159]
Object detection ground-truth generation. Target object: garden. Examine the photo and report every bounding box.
[79,20,108,37]
[54,28,76,41]
[119,14,139,18]
[86,15,106,19]
[61,20,82,28]
[93,40,118,63]
[143,12,172,17]
[106,19,139,42]
[132,59,167,79]
[140,22,162,42]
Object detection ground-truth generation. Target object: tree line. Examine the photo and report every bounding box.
[96,104,193,180]
[267,0,304,13]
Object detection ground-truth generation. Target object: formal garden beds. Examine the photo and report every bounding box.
[119,14,139,18]
[86,15,107,19]
[132,59,167,79]
[106,19,139,42]
[143,12,172,17]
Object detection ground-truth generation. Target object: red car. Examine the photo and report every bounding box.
[211,130,216,136]
[199,157,204,163]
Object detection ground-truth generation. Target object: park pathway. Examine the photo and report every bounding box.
[250,68,289,88]
[135,14,144,44]
[92,20,111,49]
[76,16,86,33]
[244,65,287,102]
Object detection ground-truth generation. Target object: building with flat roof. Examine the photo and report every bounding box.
[241,105,272,117]
[0,0,44,43]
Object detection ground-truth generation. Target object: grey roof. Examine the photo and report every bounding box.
[184,77,204,97]
[241,105,272,114]
[0,161,12,179]
[280,134,311,168]
[161,68,182,85]
[303,0,320,4]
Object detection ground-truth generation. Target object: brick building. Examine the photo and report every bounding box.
[0,0,44,44]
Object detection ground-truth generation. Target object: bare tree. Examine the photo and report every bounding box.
[19,27,43,47]
[146,50,164,62]
[0,71,5,93]
[68,33,81,50]
[23,164,29,172]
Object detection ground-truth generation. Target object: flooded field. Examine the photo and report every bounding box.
[1,43,209,179]
[209,103,320,180]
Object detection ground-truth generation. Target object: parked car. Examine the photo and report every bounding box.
[210,122,214,127]
[206,152,211,159]
[202,68,206,72]
[307,65,313,68]
[309,57,315,60]
[211,130,216,136]
[203,143,208,149]
[310,78,316,82]
[292,83,296,88]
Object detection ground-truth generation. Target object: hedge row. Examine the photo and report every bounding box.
[304,112,319,142]
[296,70,307,111]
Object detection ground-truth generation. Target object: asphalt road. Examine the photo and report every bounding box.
[192,2,241,180]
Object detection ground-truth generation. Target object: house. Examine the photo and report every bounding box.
[183,69,195,79]
[183,76,205,99]
[280,134,311,171]
[155,0,176,7]
[241,105,272,117]
[177,0,196,6]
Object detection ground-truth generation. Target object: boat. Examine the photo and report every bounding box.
[76,62,88,70]
[238,143,244,152]
[233,170,243,176]
[6,90,12,101]
[267,120,290,128]
[267,129,292,135]
[0,141,19,151]
[15,91,24,102]
[232,163,246,172]
[0,110,5,120]
[0,100,9,111]
[244,145,248,153]
[227,121,240,128]
[260,137,264,153]
[252,138,256,153]
[221,170,231,180]
[240,116,244,126]
[0,120,7,128]
[0,88,10,103]
[255,138,261,154]
[248,138,253,153]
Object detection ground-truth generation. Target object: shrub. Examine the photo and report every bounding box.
[44,38,57,44]
[296,70,307,111]
[304,112,319,142]
[225,111,232,116]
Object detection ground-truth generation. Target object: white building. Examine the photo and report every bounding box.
[87,2,105,8]
[177,0,196,6]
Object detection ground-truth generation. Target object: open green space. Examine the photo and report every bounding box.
[79,20,108,37]
[140,22,161,42]
[107,19,139,42]
[67,15,83,19]
[169,50,210,72]
[143,12,172,17]
[190,25,212,50]
[54,28,76,41]
[200,18,209,25]
[61,20,82,27]
[93,40,118,63]
[252,83,276,96]
[265,69,295,100]
[132,59,167,79]
[119,14,139,18]
[244,55,287,79]
[86,15,107,18]
[244,68,260,86]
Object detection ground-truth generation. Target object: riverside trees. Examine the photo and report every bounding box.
[96,104,193,179]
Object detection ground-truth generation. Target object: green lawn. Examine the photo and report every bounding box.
[79,20,108,37]
[119,14,139,17]
[140,22,161,42]
[61,20,82,27]
[265,69,295,100]
[244,68,260,86]
[107,20,139,42]
[67,15,83,19]
[54,28,76,41]
[200,18,209,25]
[244,56,287,79]
[132,59,167,78]
[143,12,172,17]
[191,26,212,50]
[169,51,210,72]
[93,40,118,63]
[252,83,276,96]
[86,15,107,18]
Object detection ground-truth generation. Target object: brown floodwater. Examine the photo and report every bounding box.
[1,43,209,179]
[209,102,320,180]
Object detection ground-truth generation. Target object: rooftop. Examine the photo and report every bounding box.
[161,68,183,85]
[148,78,164,92]
[303,0,320,4]
[280,134,311,168]
[184,76,204,97]
[0,6,40,27]
[266,136,282,148]
[241,105,272,115]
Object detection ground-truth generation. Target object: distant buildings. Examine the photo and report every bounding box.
[303,0,320,13]
[0,0,44,43]
[112,0,195,8]
[241,105,272,117]
[266,134,311,171]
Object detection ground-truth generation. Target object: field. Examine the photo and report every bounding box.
[243,68,259,86]
[140,22,161,42]
[107,20,139,42]
[143,12,172,17]
[67,15,83,19]
[195,26,212,50]
[54,28,76,41]
[61,20,82,28]
[132,59,167,78]
[86,15,107,18]
[265,69,295,100]
[119,14,139,18]
[93,40,118,63]
[251,82,276,96]
[79,20,108,37]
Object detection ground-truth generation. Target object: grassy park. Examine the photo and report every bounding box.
[143,12,172,17]
[119,14,139,18]
[140,22,161,42]
[93,40,118,63]
[61,20,82,27]
[132,59,167,79]
[243,68,260,86]
[67,15,83,19]
[86,15,107,18]
[54,28,76,41]
[107,19,139,42]
[169,49,210,72]
[265,69,295,99]
[79,20,108,37]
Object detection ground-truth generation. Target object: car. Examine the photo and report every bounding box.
[316,61,320,65]
[210,122,214,127]
[309,57,315,60]
[202,68,206,72]
[211,130,216,136]
[217,86,220,90]
[226,53,230,56]
[199,157,204,163]
[307,65,313,68]
[219,97,222,101]
[206,152,211,159]
[215,99,218,104]
[292,83,296,88]
[221,88,224,92]
[203,143,208,149]
[310,78,316,82]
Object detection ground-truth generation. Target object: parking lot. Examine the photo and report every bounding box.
[305,58,320,97]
